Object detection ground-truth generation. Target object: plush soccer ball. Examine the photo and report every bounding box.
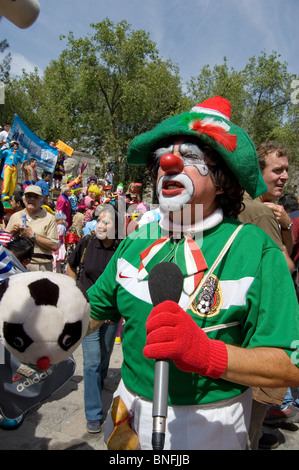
[0,272,90,370]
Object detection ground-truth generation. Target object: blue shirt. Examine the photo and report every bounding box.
[35,179,49,203]
[0,148,26,178]
[82,220,97,236]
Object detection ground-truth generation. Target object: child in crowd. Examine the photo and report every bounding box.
[0,200,13,246]
[127,182,142,203]
[69,187,82,216]
[52,210,67,273]
[53,151,65,189]
[84,199,97,224]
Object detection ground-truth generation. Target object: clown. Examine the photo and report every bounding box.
[87,96,299,450]
[101,185,113,204]
[127,182,141,203]
[114,183,124,198]
[0,141,26,200]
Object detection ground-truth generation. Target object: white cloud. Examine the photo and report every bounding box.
[9,52,42,76]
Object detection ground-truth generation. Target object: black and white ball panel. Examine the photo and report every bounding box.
[0,272,90,366]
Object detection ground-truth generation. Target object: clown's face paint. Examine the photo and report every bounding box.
[155,139,221,219]
[157,172,194,212]
[154,142,209,176]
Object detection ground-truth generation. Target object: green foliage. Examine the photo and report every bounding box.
[0,38,11,82]
[41,18,184,192]
[187,52,299,190]
[0,20,298,195]
[242,51,296,143]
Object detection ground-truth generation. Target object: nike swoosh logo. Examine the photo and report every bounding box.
[119,272,132,279]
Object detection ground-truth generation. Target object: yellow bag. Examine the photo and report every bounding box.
[107,396,139,450]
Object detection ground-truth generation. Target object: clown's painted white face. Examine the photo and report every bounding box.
[155,139,221,220]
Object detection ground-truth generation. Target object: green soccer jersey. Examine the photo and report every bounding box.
[88,217,299,406]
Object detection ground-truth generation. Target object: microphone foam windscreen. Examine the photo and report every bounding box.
[148,262,183,306]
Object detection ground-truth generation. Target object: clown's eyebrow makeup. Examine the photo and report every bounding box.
[153,142,209,176]
[178,143,203,158]
[153,144,174,161]
[153,142,204,161]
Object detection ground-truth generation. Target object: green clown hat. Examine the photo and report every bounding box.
[127,96,267,199]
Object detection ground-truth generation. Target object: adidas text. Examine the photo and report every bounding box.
[16,368,52,392]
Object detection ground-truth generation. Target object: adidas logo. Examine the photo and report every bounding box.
[16,369,52,392]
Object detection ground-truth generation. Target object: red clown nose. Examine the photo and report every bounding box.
[160,153,184,175]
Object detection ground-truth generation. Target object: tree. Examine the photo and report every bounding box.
[0,38,11,82]
[186,52,299,190]
[242,51,297,145]
[186,57,247,126]
[39,18,184,190]
[0,36,12,124]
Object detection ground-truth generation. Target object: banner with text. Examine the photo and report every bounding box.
[8,115,58,173]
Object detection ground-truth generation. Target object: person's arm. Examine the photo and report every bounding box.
[67,263,77,280]
[281,230,294,257]
[87,241,123,333]
[14,225,58,251]
[281,246,294,273]
[66,237,86,281]
[264,202,294,255]
[10,227,58,252]
[223,345,299,388]
[21,163,28,180]
[33,231,58,252]
[0,132,5,146]
[89,317,104,333]
[66,240,105,335]
[144,300,299,388]
[6,223,20,236]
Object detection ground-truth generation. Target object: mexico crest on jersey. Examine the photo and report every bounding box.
[190,274,222,318]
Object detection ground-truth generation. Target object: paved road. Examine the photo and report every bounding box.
[0,342,123,450]
[1,342,298,451]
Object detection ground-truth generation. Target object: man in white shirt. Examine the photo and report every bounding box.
[6,185,58,271]
[0,124,11,150]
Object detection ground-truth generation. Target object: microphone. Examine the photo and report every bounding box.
[148,262,183,450]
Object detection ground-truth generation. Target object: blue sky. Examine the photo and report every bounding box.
[0,0,298,87]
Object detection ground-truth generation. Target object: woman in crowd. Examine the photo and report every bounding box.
[55,184,72,229]
[67,203,120,433]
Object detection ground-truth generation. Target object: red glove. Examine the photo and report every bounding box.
[144,300,228,379]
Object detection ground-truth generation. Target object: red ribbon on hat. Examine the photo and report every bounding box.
[190,118,237,152]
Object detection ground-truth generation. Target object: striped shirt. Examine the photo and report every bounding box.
[0,243,27,282]
[0,244,27,364]
[0,229,13,247]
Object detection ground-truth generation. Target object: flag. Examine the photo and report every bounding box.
[8,115,58,173]
[55,139,74,157]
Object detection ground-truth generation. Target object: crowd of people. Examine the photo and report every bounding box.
[0,135,153,434]
[0,137,151,274]
[0,95,299,451]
